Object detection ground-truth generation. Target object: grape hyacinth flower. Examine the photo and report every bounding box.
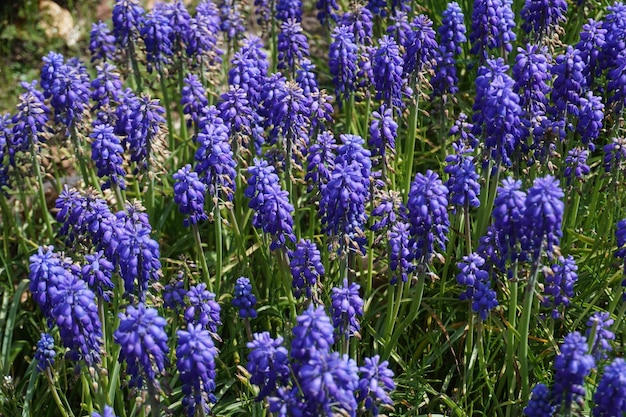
[141,6,174,73]
[522,175,564,260]
[358,355,395,416]
[492,177,527,265]
[575,19,605,86]
[50,271,102,365]
[406,170,450,264]
[228,36,268,105]
[114,304,169,389]
[457,253,498,320]
[290,304,335,363]
[185,283,222,334]
[521,0,567,41]
[470,0,516,60]
[0,114,10,190]
[92,406,117,417]
[297,351,359,415]
[112,0,144,49]
[388,221,415,284]
[616,219,626,282]
[331,279,364,339]
[586,312,615,361]
[173,164,208,227]
[125,94,165,172]
[387,10,411,48]
[551,46,586,120]
[542,255,578,319]
[245,159,296,251]
[90,123,126,190]
[289,239,325,299]
[607,48,626,112]
[164,278,186,311]
[600,2,626,72]
[316,0,339,25]
[329,25,358,107]
[187,0,223,62]
[267,81,312,155]
[341,6,374,46]
[89,21,116,63]
[404,15,438,79]
[10,81,49,163]
[552,332,595,412]
[472,58,525,168]
[445,153,481,209]
[592,358,626,417]
[29,246,68,320]
[219,0,246,41]
[603,136,626,173]
[373,35,408,109]
[161,0,192,53]
[276,0,302,22]
[295,59,319,96]
[564,148,590,184]
[194,109,237,202]
[181,73,208,128]
[176,323,218,416]
[81,250,115,302]
[35,333,56,373]
[369,104,398,161]
[218,85,255,136]
[305,130,336,193]
[432,2,466,97]
[523,383,556,417]
[91,63,123,113]
[232,277,257,319]
[512,44,551,130]
[247,332,290,399]
[277,19,310,73]
[45,57,91,133]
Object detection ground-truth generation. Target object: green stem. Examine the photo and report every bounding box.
[518,258,541,402]
[45,370,71,417]
[145,378,160,417]
[215,204,223,295]
[505,262,519,417]
[158,68,175,153]
[345,94,355,134]
[192,223,213,292]
[69,126,94,189]
[404,91,420,197]
[128,41,143,91]
[31,147,54,241]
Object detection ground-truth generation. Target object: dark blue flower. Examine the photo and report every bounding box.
[373,35,408,109]
[194,108,237,201]
[289,239,325,299]
[542,255,578,319]
[551,46,586,119]
[181,73,208,128]
[340,7,374,46]
[184,283,221,334]
[297,351,359,416]
[29,246,68,320]
[81,250,115,302]
[276,0,302,22]
[35,333,56,373]
[112,0,144,48]
[228,36,268,106]
[607,48,626,112]
[469,0,516,60]
[10,81,49,163]
[592,358,626,417]
[164,278,186,311]
[290,304,334,363]
[521,0,567,40]
[492,177,527,264]
[331,279,364,339]
[388,221,415,284]
[586,312,615,361]
[161,0,192,52]
[218,85,255,136]
[187,0,223,61]
[407,170,449,264]
[522,175,564,259]
[445,153,481,209]
[50,271,102,365]
[387,10,411,47]
[232,277,257,319]
[513,44,551,130]
[600,2,626,71]
[277,19,310,73]
[125,94,165,172]
[472,58,525,167]
[524,383,556,417]
[141,6,174,73]
[90,123,126,190]
[89,21,116,63]
[369,104,398,161]
[219,0,245,41]
[449,113,478,149]
[295,59,319,96]
[316,0,339,25]
[305,131,336,193]
[603,137,626,173]
[358,355,395,417]
[404,15,438,77]
[329,25,358,107]
[92,406,117,417]
[0,114,10,190]
[246,332,290,399]
[575,19,606,86]
[176,323,218,417]
[173,164,208,227]
[245,158,296,251]
[456,252,489,300]
[553,332,595,410]
[432,3,466,97]
[564,148,590,184]
[91,63,123,112]
[114,304,169,389]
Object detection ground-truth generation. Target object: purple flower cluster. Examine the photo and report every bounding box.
[592,358,626,417]
[586,312,615,361]
[232,277,257,319]
[90,123,126,190]
[521,0,567,40]
[456,253,498,320]
[10,81,49,163]
[552,332,595,410]
[35,333,56,373]
[89,21,116,63]
[373,35,408,109]
[542,255,578,319]
[470,0,516,60]
[524,383,556,417]
[289,239,325,299]
[184,283,221,334]
[173,164,208,227]
[245,158,296,251]
[432,3,466,97]
[329,26,358,106]
[331,279,364,339]
[277,19,310,73]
